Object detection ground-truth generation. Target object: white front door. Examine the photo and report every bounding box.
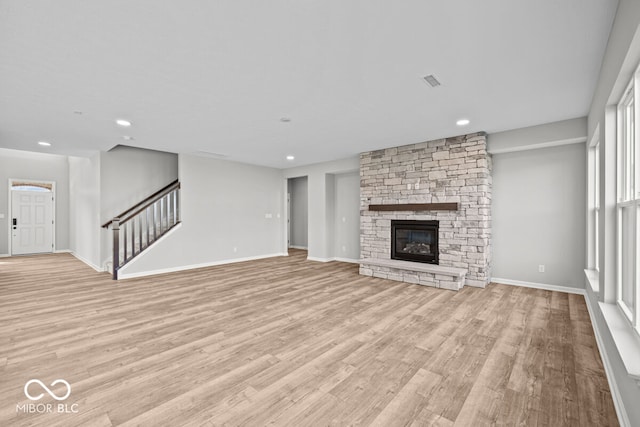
[11,190,54,255]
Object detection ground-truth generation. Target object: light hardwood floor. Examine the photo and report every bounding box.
[0,250,618,426]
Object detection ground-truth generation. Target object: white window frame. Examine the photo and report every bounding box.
[616,71,640,335]
[588,128,600,273]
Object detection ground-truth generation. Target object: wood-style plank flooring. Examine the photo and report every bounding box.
[0,250,618,426]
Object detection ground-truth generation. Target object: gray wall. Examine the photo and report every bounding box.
[288,176,308,249]
[68,155,101,270]
[119,154,284,277]
[333,171,360,261]
[283,157,360,260]
[0,148,70,255]
[100,145,178,223]
[325,174,335,259]
[492,143,586,287]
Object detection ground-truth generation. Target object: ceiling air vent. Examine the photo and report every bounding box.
[422,74,441,87]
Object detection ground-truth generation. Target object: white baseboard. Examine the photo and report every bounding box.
[333,257,359,264]
[307,256,359,264]
[306,256,332,263]
[491,277,585,295]
[71,252,104,272]
[117,252,288,280]
[0,250,70,257]
[584,295,631,427]
[288,245,308,250]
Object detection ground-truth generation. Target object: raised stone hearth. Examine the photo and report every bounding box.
[360,258,467,291]
[359,133,492,290]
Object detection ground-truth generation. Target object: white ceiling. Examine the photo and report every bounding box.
[0,0,618,168]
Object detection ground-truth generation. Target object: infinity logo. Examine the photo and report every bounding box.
[24,379,71,401]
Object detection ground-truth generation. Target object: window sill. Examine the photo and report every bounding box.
[584,268,600,293]
[599,302,640,387]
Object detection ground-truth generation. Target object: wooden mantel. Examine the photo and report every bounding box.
[368,203,459,211]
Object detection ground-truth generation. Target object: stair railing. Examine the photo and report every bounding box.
[102,180,181,279]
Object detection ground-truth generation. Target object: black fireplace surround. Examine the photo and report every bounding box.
[391,220,439,264]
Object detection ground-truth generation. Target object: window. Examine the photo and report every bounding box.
[10,182,53,192]
[616,75,640,332]
[588,133,600,272]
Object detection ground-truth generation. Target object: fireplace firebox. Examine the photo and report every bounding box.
[391,220,439,264]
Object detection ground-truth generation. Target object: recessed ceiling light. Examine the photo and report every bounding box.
[38,141,51,147]
[456,119,470,126]
[116,119,131,127]
[122,135,135,141]
[286,155,295,161]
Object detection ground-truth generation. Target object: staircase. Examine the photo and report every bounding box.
[102,180,181,279]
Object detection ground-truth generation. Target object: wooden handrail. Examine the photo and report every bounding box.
[102,180,180,228]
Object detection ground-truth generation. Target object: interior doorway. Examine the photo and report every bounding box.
[9,180,55,255]
[287,176,308,251]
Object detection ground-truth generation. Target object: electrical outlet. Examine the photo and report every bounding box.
[538,265,545,273]
[265,213,272,219]
[342,245,346,252]
[233,247,238,253]
[407,183,412,190]
[415,182,420,190]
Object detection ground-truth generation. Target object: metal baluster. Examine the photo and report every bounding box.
[164,195,169,231]
[167,195,170,232]
[171,191,176,225]
[163,195,168,232]
[158,199,164,236]
[123,222,128,262]
[157,197,162,235]
[176,188,180,222]
[153,202,158,240]
[128,221,132,259]
[138,215,143,255]
[146,206,151,247]
[131,218,136,256]
[112,219,120,280]
[172,190,177,225]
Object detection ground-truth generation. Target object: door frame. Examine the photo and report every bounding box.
[8,178,56,256]
[285,176,309,251]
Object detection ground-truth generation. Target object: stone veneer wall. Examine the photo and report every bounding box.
[360,132,492,287]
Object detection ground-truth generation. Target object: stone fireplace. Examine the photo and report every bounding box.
[359,132,491,290]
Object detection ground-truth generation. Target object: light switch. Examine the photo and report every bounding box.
[265,213,273,219]
[0,213,4,219]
